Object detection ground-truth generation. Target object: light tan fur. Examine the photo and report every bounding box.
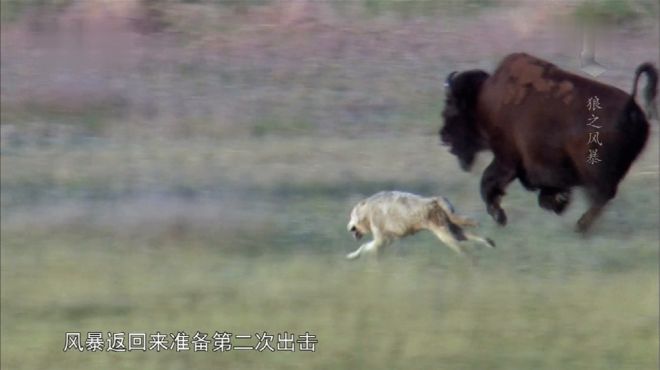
[346,191,494,260]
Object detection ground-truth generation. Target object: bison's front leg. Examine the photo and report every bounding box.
[480,160,516,226]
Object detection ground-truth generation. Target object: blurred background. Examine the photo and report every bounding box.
[1,1,658,369]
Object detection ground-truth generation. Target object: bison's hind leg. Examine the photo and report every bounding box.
[576,205,605,233]
[538,187,572,214]
[576,184,617,233]
[575,103,647,233]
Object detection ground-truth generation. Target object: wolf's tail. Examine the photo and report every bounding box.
[428,202,466,242]
[432,196,479,227]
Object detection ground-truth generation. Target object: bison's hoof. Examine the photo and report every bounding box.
[488,205,507,226]
[494,210,507,225]
[553,192,571,214]
[575,216,594,234]
[538,191,570,215]
[538,196,554,212]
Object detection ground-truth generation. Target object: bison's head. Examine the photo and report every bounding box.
[440,69,490,171]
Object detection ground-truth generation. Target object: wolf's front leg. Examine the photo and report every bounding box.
[346,243,366,260]
[346,237,387,260]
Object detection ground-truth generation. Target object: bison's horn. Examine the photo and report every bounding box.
[444,71,458,88]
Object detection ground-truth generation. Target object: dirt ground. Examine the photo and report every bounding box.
[1,1,658,139]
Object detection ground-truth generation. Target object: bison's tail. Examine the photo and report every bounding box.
[632,63,658,120]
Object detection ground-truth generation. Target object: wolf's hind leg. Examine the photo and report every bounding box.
[465,232,496,248]
[428,225,468,256]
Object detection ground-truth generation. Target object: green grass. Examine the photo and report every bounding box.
[1,232,657,370]
[2,134,659,369]
[2,2,658,367]
[573,0,657,25]
[0,0,72,25]
[335,0,500,19]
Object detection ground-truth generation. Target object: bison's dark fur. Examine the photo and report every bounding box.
[440,53,658,232]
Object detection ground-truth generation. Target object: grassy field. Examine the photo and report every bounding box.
[1,1,659,369]
[1,134,658,370]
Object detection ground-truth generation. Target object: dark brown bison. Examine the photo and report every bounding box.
[439,53,657,232]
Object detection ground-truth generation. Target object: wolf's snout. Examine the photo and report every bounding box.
[349,226,363,240]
